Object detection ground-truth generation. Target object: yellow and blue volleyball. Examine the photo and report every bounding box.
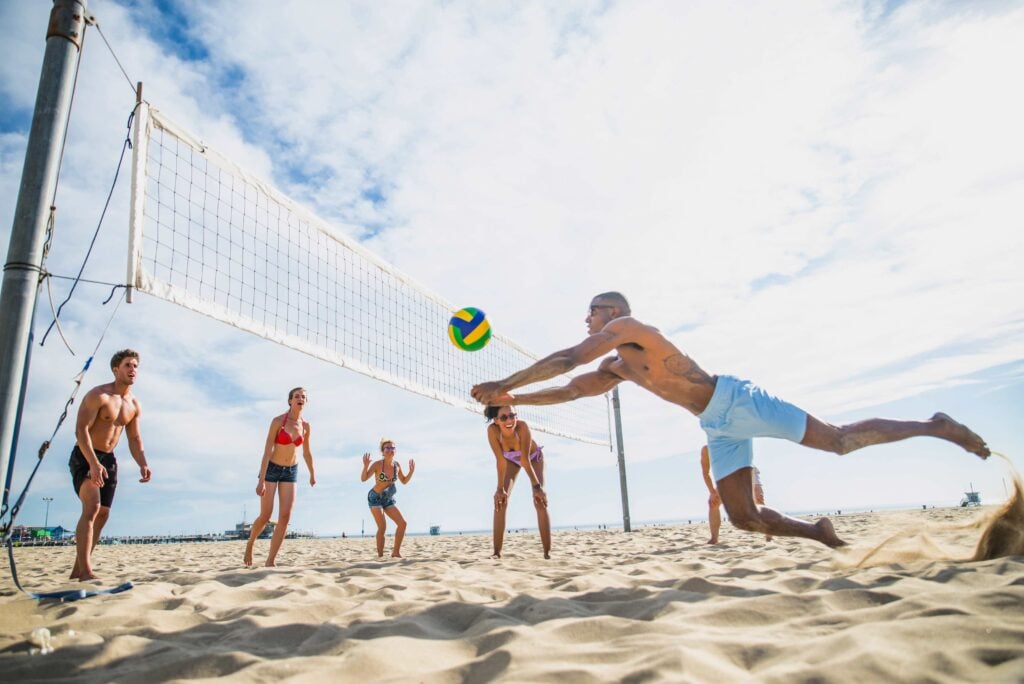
[448,307,492,351]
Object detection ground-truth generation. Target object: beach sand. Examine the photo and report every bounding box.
[2,507,1023,682]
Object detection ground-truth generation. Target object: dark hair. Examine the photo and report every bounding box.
[484,405,516,422]
[592,291,631,315]
[110,349,139,370]
[288,387,305,401]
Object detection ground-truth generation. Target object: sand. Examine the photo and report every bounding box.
[1,507,1023,682]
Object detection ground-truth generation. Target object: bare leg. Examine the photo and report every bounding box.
[371,507,387,557]
[265,483,295,567]
[717,468,846,548]
[384,506,407,557]
[245,482,278,566]
[708,500,721,544]
[533,457,551,559]
[492,463,520,558]
[801,412,989,458]
[71,486,102,580]
[754,484,772,542]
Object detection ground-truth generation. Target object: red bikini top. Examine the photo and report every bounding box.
[275,415,304,446]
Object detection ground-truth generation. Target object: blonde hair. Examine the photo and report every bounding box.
[379,437,395,453]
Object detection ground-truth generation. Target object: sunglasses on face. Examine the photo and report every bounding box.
[498,413,517,421]
[383,446,396,451]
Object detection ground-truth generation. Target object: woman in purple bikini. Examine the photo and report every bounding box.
[485,405,551,559]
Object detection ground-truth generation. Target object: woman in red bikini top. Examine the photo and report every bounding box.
[245,386,316,568]
[485,405,551,559]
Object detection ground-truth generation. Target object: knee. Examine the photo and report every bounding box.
[722,500,761,532]
[277,512,291,525]
[726,510,759,532]
[396,519,407,532]
[80,502,101,520]
[95,508,110,525]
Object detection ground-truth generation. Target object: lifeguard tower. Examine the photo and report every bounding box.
[960,484,981,507]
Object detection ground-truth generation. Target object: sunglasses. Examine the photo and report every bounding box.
[383,446,396,451]
[498,413,517,421]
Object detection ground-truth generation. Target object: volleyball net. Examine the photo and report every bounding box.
[127,104,611,446]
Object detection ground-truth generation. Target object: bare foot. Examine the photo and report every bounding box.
[543,552,551,559]
[243,546,254,567]
[76,572,99,582]
[391,552,403,559]
[706,537,719,545]
[264,561,276,567]
[490,552,501,559]
[932,412,990,458]
[815,517,847,548]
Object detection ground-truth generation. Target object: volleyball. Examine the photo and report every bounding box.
[448,307,492,351]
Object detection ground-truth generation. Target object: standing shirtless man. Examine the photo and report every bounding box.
[69,349,151,580]
[471,292,990,548]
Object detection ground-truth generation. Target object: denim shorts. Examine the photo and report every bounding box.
[698,375,807,481]
[368,485,397,509]
[265,462,298,483]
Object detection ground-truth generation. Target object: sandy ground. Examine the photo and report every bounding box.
[1,507,1022,682]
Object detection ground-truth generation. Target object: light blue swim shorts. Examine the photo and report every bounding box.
[698,375,808,481]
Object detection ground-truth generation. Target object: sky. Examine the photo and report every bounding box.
[1,0,1022,543]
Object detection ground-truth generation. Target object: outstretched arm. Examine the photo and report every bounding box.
[501,367,622,407]
[472,321,631,403]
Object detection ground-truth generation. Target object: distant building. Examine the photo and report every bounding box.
[228,521,275,539]
[11,526,71,542]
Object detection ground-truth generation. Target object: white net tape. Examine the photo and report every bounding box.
[128,105,611,446]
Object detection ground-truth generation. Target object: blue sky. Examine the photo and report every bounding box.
[1,1,1022,542]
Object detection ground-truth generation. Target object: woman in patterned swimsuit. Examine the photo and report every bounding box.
[361,438,415,558]
[486,405,551,559]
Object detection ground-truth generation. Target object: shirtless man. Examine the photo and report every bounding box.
[69,349,151,580]
[471,292,990,548]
